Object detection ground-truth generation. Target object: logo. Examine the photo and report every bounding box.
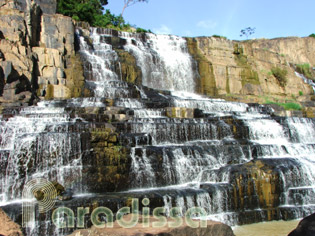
[22,178,57,227]
[22,178,208,229]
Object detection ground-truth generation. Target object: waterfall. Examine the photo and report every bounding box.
[1,27,315,236]
[295,72,315,93]
[78,28,198,93]
[123,33,197,92]
[0,102,84,204]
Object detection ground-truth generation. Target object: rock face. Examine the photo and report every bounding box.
[187,36,315,107]
[0,0,56,14]
[0,208,23,236]
[69,214,235,236]
[1,2,315,236]
[288,213,315,236]
[0,1,314,111]
[0,0,83,106]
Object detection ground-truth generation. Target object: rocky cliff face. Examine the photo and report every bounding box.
[1,5,315,235]
[0,0,314,112]
[187,37,315,109]
[0,0,84,107]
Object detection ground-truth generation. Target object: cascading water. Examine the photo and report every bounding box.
[1,27,315,236]
[295,71,315,93]
[123,33,198,92]
[0,103,84,204]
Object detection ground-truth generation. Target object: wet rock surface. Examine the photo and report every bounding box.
[0,4,315,236]
[288,213,315,236]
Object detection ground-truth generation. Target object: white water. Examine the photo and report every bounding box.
[244,118,289,144]
[295,71,315,93]
[1,27,315,235]
[123,33,197,92]
[0,104,83,203]
[75,28,315,228]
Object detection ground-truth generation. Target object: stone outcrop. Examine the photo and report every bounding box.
[69,214,235,236]
[166,107,194,118]
[186,36,315,111]
[0,0,84,106]
[288,213,315,236]
[0,208,23,236]
[0,0,314,112]
[0,0,56,14]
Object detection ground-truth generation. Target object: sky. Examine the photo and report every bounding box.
[106,0,315,40]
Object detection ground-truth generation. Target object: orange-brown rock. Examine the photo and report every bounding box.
[68,214,235,236]
[0,208,23,236]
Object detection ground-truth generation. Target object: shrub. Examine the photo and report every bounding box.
[309,34,315,38]
[212,35,227,40]
[265,100,302,110]
[281,102,302,110]
[271,67,288,87]
[57,0,130,30]
[299,90,303,96]
[136,28,152,33]
[296,63,312,79]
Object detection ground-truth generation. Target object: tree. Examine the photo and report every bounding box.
[57,0,108,23]
[121,0,148,16]
[240,27,256,39]
[57,0,127,28]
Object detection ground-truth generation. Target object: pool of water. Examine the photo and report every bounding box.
[233,220,300,236]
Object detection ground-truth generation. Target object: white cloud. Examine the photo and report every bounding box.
[196,20,217,29]
[153,25,172,35]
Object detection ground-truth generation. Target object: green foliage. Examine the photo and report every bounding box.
[271,67,288,87]
[265,100,302,111]
[57,0,150,32]
[57,0,128,29]
[296,63,312,79]
[282,102,302,110]
[309,33,315,38]
[212,35,227,39]
[136,27,152,33]
[299,90,303,96]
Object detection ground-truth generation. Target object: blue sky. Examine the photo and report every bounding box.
[106,0,314,40]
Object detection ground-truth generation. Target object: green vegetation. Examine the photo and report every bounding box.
[299,90,304,96]
[309,33,315,38]
[296,63,312,79]
[57,0,129,30]
[136,27,152,33]
[271,67,288,87]
[265,100,302,111]
[212,35,227,40]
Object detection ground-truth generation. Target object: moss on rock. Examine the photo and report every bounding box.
[186,37,217,96]
[64,54,86,98]
[115,49,142,85]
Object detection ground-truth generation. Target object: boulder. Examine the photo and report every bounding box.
[69,214,235,236]
[0,208,23,236]
[288,213,315,236]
